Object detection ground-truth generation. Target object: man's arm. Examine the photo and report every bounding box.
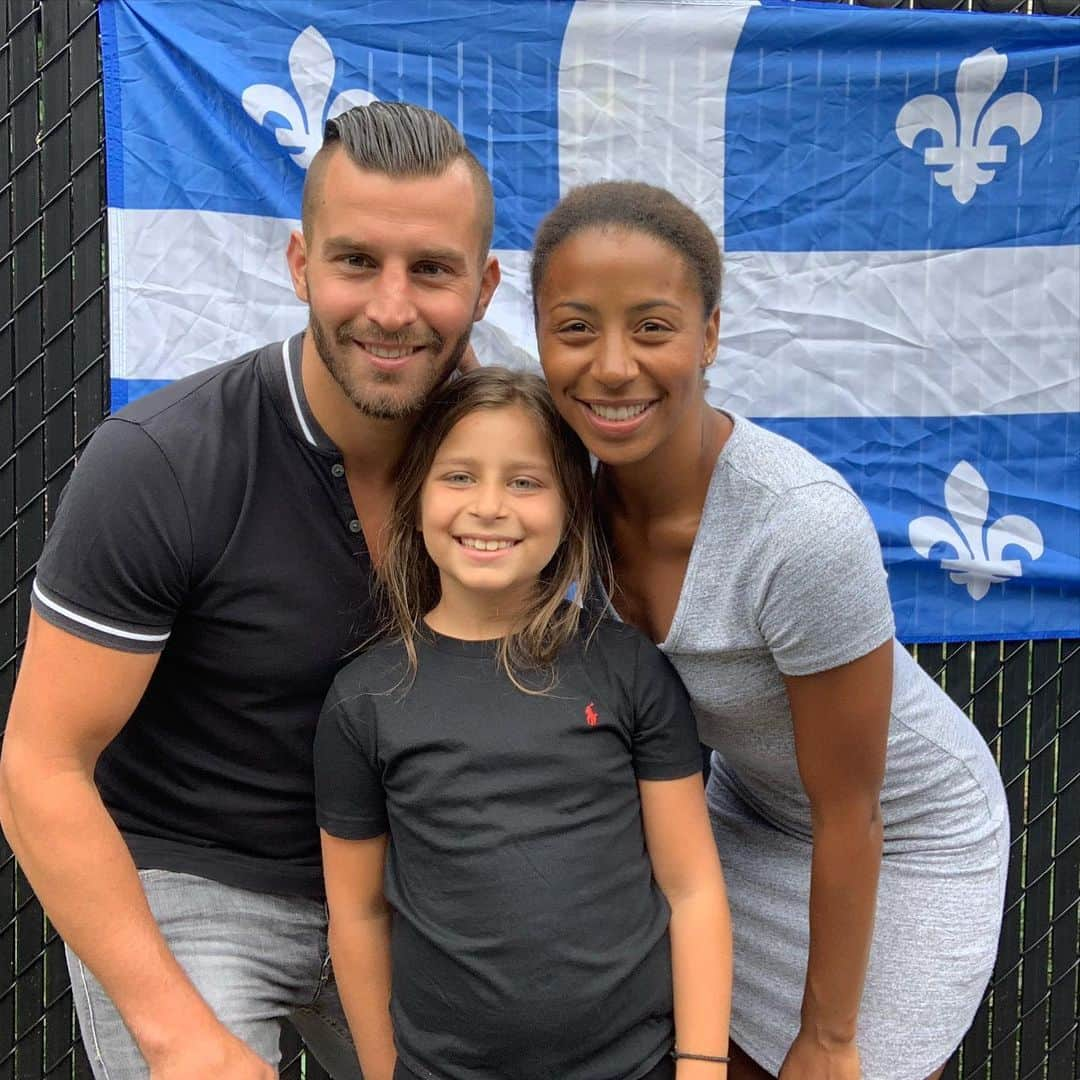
[322,830,395,1080]
[0,613,274,1079]
[640,774,732,1079]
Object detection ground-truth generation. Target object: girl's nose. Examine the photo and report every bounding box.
[470,481,506,519]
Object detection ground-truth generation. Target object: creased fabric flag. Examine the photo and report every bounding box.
[99,0,1080,642]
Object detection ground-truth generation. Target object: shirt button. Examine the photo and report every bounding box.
[331,463,345,477]
[349,519,361,533]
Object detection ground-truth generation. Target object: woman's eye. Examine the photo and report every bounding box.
[558,321,590,335]
[639,320,670,333]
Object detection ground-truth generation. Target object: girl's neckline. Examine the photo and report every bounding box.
[420,623,501,659]
[603,410,745,651]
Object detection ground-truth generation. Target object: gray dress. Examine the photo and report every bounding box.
[658,415,1008,1080]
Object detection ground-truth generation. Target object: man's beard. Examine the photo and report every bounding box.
[310,314,470,420]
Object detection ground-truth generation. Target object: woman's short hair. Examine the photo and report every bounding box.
[531,180,722,315]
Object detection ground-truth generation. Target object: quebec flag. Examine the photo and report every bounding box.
[99,0,1079,643]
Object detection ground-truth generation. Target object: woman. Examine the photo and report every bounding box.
[531,181,1009,1080]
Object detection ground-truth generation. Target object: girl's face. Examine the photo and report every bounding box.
[419,404,567,620]
[536,227,719,469]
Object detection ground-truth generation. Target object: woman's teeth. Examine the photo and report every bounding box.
[589,402,648,421]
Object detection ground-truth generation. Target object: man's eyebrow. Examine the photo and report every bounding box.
[320,236,468,266]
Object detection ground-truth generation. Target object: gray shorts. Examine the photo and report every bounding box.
[66,868,362,1079]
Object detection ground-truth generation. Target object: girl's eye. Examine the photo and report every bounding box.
[443,472,473,484]
[509,477,541,491]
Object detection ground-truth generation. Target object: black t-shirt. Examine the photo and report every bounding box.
[31,336,375,896]
[315,619,703,1080]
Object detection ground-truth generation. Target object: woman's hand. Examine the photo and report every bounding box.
[778,1030,860,1079]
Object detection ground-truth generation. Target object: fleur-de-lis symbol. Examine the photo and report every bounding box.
[909,461,1043,601]
[242,26,376,169]
[896,47,1042,205]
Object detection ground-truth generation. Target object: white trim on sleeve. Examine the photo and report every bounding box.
[32,581,171,643]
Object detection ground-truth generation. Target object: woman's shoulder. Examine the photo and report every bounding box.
[718,413,855,501]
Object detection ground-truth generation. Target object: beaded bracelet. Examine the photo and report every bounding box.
[670,1050,731,1064]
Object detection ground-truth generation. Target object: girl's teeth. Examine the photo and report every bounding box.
[460,538,515,551]
[590,403,648,421]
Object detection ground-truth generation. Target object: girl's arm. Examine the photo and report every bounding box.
[640,774,733,1079]
[779,639,893,1080]
[321,830,396,1080]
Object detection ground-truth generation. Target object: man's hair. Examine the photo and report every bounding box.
[301,101,494,255]
[530,180,722,315]
[377,367,609,694]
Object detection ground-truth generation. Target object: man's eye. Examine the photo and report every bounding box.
[415,262,449,276]
[343,254,373,268]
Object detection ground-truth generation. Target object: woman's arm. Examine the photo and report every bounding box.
[321,830,396,1080]
[640,774,733,1079]
[779,639,893,1080]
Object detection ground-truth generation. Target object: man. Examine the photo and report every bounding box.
[0,101,499,1079]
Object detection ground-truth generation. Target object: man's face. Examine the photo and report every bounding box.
[287,151,499,420]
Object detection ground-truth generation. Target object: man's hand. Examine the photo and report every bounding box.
[147,1027,275,1080]
[777,1030,860,1079]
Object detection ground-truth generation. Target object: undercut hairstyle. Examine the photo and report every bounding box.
[301,101,495,256]
[531,180,722,316]
[377,367,610,694]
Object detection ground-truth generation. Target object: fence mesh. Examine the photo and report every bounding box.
[0,1,1076,1077]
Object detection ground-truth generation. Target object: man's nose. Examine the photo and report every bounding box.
[365,266,419,333]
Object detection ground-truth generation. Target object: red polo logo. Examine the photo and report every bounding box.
[585,702,599,727]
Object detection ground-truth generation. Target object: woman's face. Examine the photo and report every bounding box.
[536,227,719,469]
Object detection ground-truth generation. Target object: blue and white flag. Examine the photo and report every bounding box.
[99,0,1080,643]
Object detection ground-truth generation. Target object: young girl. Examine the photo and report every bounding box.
[314,368,732,1080]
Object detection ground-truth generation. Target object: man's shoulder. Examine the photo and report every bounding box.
[111,344,269,435]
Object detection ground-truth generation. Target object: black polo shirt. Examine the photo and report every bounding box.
[31,335,374,897]
[315,620,703,1079]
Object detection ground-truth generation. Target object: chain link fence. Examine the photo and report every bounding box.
[0,1,1076,1076]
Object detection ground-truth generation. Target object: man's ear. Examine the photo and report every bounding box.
[286,230,310,303]
[473,255,501,321]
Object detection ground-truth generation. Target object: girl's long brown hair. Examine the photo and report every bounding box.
[377,367,610,692]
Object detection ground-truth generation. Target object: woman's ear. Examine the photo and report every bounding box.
[702,305,720,368]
